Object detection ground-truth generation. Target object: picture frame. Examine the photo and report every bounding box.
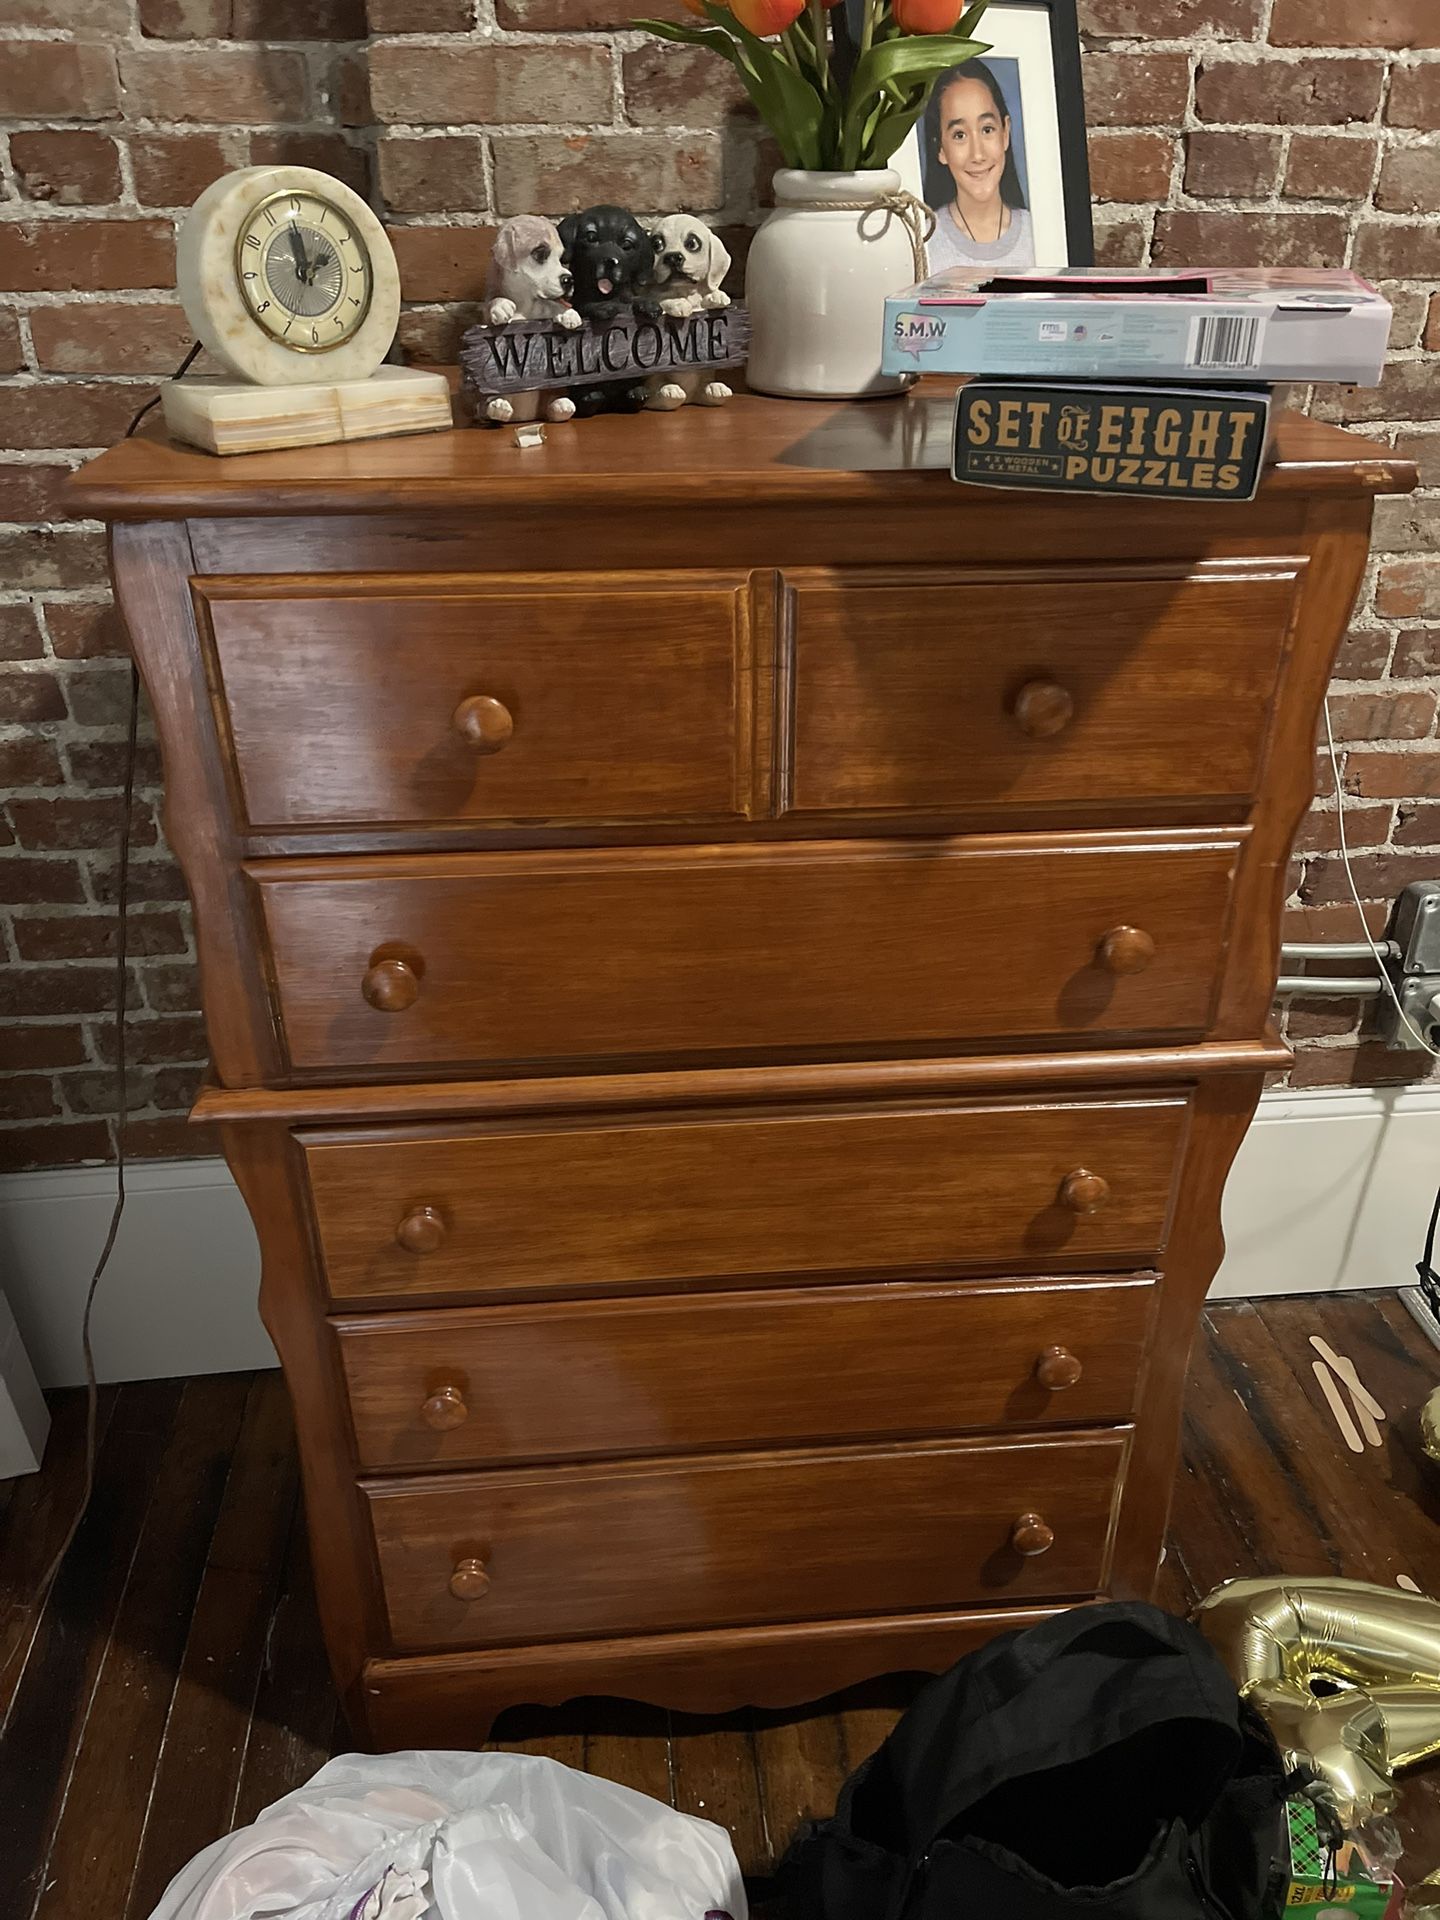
[850,0,1093,274]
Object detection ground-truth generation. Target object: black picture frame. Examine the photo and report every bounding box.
[846,0,1094,269]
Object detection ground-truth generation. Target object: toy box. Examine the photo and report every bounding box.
[882,267,1392,386]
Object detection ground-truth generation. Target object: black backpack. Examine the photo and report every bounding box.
[780,1603,1289,1920]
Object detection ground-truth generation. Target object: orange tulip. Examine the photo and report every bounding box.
[729,0,807,30]
[891,0,963,26]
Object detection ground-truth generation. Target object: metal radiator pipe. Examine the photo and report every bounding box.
[1275,974,1385,998]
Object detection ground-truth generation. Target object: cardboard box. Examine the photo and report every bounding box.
[883,267,1392,386]
[953,379,1271,502]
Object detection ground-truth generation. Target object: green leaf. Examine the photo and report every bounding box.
[840,31,990,164]
[957,1,990,36]
[631,17,726,48]
[698,0,826,169]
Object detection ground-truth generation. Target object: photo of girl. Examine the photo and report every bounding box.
[923,57,1035,273]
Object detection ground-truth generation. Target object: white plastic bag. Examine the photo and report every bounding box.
[147,1749,748,1920]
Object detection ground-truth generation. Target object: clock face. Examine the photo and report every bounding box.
[236,188,372,353]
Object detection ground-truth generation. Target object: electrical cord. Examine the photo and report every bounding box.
[0,345,199,1702]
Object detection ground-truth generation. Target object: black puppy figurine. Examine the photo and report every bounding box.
[557,203,660,416]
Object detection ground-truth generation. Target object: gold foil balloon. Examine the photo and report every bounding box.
[1421,1386,1440,1464]
[1194,1576,1440,1825]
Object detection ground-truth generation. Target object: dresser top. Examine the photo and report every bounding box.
[68,386,1415,521]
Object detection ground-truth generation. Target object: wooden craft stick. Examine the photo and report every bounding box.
[1309,1336,1388,1423]
[1313,1358,1365,1454]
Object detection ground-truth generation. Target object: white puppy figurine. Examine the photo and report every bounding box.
[483,214,581,426]
[642,214,734,411]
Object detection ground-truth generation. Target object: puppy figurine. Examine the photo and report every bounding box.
[644,214,732,317]
[482,214,581,427]
[556,204,662,415]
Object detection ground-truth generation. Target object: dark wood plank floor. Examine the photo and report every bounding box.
[4,1292,1439,1918]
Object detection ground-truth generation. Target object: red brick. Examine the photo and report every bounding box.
[130,132,233,208]
[248,131,371,195]
[1396,430,1440,485]
[232,0,366,32]
[0,608,44,661]
[1293,801,1392,849]
[0,1078,61,1123]
[2,1024,90,1071]
[0,858,87,906]
[1334,627,1392,679]
[128,1116,219,1159]
[0,740,65,787]
[387,225,496,302]
[10,132,122,208]
[0,43,120,120]
[1080,51,1192,127]
[1195,56,1384,124]
[57,1067,159,1117]
[1290,1043,1434,1087]
[1314,358,1440,422]
[1377,559,1440,619]
[3,384,155,451]
[1284,900,1393,941]
[1347,746,1440,795]
[493,133,724,215]
[140,963,201,1013]
[1283,131,1379,199]
[1092,214,1150,267]
[0,1121,112,1168]
[396,304,483,363]
[0,527,109,589]
[93,1011,207,1063]
[1271,0,1440,47]
[11,911,186,961]
[0,966,124,1019]
[1153,207,1348,267]
[497,0,688,20]
[0,311,23,376]
[367,0,473,23]
[1301,849,1440,904]
[1373,496,1440,553]
[370,40,612,125]
[137,0,230,31]
[45,602,127,660]
[119,47,310,123]
[623,42,750,125]
[29,303,193,376]
[1384,286,1431,351]
[1387,63,1440,127]
[1088,130,1175,203]
[65,664,139,727]
[1395,802,1440,846]
[8,797,158,853]
[150,1063,206,1111]
[378,136,489,216]
[0,462,70,521]
[5,0,133,24]
[1427,295,1440,352]
[1329,688,1435,739]
[1285,1001,1363,1041]
[1184,129,1283,196]
[1081,0,1262,33]
[90,857,190,908]
[331,48,371,127]
[66,740,165,788]
[1392,628,1440,675]
[0,219,174,293]
[0,671,66,723]
[1376,145,1440,213]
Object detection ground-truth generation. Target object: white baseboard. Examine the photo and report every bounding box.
[0,1290,50,1478]
[2,1083,1437,1386]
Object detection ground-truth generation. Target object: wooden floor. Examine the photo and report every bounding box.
[4,1291,1440,1919]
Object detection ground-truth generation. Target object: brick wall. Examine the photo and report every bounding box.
[1,0,1437,1170]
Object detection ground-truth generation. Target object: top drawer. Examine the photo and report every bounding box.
[783,565,1302,816]
[196,575,756,831]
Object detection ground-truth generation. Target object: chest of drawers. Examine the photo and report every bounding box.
[72,393,1413,1747]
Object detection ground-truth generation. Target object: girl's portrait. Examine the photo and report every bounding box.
[923,57,1034,273]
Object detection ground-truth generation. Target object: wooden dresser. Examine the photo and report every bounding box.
[71,394,1413,1747]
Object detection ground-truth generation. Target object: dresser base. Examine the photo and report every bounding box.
[360,1603,1080,1747]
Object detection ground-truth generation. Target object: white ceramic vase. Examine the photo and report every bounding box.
[744,168,918,401]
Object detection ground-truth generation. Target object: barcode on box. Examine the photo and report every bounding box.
[1187,313,1265,370]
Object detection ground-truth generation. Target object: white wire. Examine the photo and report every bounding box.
[1321,694,1440,1058]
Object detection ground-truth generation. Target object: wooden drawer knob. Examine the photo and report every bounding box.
[453,694,514,753]
[1060,1168,1110,1215]
[422,1384,468,1430]
[1097,925,1156,976]
[1011,1512,1055,1557]
[450,1556,491,1602]
[1036,1345,1083,1391]
[396,1205,447,1254]
[1012,680,1074,739]
[362,956,420,1013]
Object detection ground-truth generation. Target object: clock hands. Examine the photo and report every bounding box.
[287,221,312,285]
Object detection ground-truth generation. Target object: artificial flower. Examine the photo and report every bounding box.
[891,0,964,27]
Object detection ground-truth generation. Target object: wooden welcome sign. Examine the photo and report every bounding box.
[461,305,750,400]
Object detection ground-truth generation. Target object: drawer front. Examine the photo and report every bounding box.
[785,565,1301,815]
[254,836,1239,1075]
[337,1275,1156,1470]
[366,1431,1127,1650]
[304,1095,1187,1305]
[198,576,755,830]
